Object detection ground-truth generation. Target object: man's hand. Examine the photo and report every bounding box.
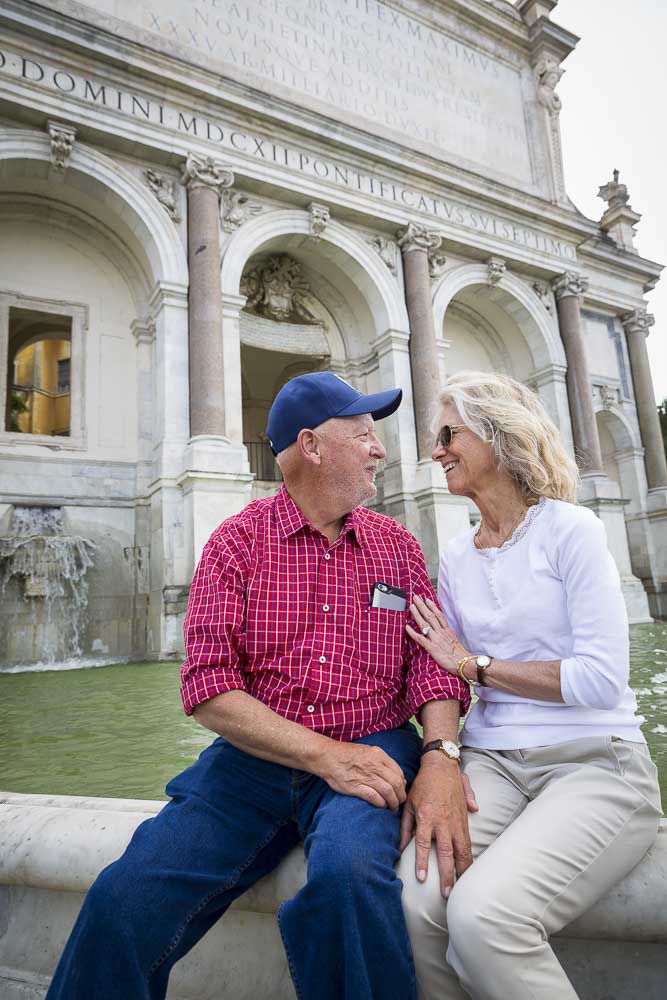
[314,741,408,811]
[400,755,477,897]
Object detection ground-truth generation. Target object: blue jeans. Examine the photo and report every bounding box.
[46,724,421,1000]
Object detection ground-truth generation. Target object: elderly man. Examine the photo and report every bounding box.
[47,372,473,1000]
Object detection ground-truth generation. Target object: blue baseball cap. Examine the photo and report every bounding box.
[266,371,402,455]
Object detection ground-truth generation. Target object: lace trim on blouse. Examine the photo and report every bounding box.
[473,496,548,557]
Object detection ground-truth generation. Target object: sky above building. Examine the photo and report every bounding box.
[552,0,666,402]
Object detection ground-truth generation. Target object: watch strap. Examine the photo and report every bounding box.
[421,739,460,761]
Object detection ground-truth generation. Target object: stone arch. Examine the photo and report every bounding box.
[221,208,409,339]
[595,405,645,507]
[222,209,415,495]
[0,129,188,293]
[432,262,565,372]
[594,404,641,453]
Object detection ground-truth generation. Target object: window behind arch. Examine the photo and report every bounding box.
[6,307,72,437]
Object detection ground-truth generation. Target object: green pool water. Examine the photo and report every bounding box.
[1,622,666,805]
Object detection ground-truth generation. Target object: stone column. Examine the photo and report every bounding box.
[181,153,234,439]
[397,222,442,459]
[622,309,667,491]
[552,271,603,472]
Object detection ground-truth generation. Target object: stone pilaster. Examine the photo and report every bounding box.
[552,271,604,473]
[397,222,442,460]
[182,153,234,439]
[131,317,156,495]
[622,309,667,493]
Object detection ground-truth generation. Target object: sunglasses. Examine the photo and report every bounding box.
[435,424,465,449]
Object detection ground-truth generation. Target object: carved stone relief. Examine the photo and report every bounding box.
[46,120,76,172]
[594,384,619,411]
[144,170,181,222]
[369,236,397,275]
[308,202,330,240]
[241,255,319,324]
[181,153,234,193]
[532,281,553,313]
[534,57,566,201]
[221,189,262,232]
[486,257,506,285]
[396,222,441,254]
[428,250,448,281]
[598,169,630,212]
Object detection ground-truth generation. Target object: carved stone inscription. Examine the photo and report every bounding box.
[68,0,532,184]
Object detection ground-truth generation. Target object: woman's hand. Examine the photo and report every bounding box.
[406,595,469,676]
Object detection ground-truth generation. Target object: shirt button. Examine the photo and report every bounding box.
[319,655,326,663]
[307,704,315,713]
[322,604,330,612]
[324,553,331,560]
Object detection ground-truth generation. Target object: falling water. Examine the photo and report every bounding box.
[0,507,95,664]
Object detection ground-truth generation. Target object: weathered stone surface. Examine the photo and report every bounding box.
[0,794,665,999]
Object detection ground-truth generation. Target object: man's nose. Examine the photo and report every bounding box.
[371,434,386,459]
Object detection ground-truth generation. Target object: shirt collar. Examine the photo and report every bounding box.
[275,485,366,548]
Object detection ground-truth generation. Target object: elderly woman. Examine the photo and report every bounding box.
[398,371,662,1000]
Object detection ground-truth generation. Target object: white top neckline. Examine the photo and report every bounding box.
[472,496,548,557]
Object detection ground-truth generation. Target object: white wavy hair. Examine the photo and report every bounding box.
[437,370,579,503]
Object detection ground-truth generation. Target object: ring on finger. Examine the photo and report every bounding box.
[421,625,432,637]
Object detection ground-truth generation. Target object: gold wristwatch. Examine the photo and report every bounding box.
[457,653,493,686]
[421,739,461,762]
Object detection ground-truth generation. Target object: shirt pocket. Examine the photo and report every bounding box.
[355,607,407,677]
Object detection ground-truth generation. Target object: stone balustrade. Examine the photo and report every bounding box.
[1,792,665,999]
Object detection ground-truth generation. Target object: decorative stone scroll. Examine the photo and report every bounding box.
[551,271,589,302]
[369,236,397,275]
[241,255,318,324]
[181,153,234,194]
[220,189,262,232]
[46,120,76,172]
[308,202,330,240]
[144,170,181,222]
[396,222,441,255]
[486,257,506,285]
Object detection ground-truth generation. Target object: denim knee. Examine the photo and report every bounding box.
[83,857,145,934]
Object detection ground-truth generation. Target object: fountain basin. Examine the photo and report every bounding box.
[0,792,665,1000]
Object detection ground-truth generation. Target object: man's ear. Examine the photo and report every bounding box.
[296,428,321,465]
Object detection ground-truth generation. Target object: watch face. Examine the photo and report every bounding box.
[440,740,461,760]
[476,655,491,668]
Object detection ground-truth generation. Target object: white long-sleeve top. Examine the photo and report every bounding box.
[439,498,645,749]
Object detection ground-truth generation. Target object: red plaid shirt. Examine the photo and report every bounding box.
[181,486,470,740]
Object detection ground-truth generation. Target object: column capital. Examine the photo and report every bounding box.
[551,271,589,301]
[181,153,234,195]
[396,222,441,255]
[621,309,655,338]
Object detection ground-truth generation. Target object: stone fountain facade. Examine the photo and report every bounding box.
[0,0,665,670]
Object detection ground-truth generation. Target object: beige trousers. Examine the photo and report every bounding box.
[398,736,662,1000]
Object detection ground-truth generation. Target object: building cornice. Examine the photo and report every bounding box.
[0,0,580,222]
